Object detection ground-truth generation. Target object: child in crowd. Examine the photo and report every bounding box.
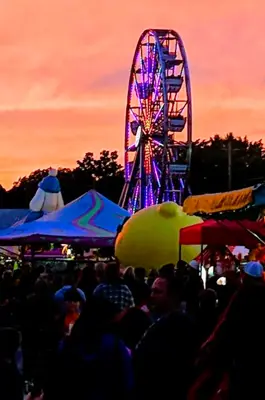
[63,288,83,336]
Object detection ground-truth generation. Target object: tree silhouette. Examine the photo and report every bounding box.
[190,133,265,194]
[76,152,96,174]
[4,151,124,208]
[7,169,50,208]
[76,150,122,179]
[1,136,265,209]
[0,185,6,208]
[74,150,123,202]
[94,150,122,179]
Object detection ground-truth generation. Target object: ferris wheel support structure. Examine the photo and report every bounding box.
[119,29,192,213]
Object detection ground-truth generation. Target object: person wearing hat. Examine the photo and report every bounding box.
[189,260,199,271]
[242,261,264,286]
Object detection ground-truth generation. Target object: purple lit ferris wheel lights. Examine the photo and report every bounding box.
[119,29,192,213]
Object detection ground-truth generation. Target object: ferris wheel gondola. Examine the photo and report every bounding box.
[119,29,192,213]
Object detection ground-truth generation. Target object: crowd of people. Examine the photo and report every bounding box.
[0,257,264,399]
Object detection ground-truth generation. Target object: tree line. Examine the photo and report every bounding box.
[0,133,265,209]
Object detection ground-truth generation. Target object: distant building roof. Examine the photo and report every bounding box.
[0,209,29,230]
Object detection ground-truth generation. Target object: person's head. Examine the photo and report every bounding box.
[21,263,31,275]
[34,277,50,297]
[242,261,264,285]
[188,260,199,274]
[176,260,188,273]
[69,297,120,344]
[159,264,175,279]
[135,267,146,281]
[151,276,183,315]
[148,269,158,279]
[39,272,50,283]
[2,270,12,283]
[123,266,135,281]
[105,261,120,284]
[64,288,83,314]
[95,262,106,283]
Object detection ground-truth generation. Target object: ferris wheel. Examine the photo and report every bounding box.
[119,29,192,213]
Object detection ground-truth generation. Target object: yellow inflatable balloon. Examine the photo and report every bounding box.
[115,202,202,270]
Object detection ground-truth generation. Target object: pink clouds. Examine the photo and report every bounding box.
[0,0,265,188]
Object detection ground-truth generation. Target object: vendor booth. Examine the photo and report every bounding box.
[183,184,265,220]
[179,219,265,247]
[0,190,130,248]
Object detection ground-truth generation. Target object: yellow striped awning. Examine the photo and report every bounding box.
[183,187,253,216]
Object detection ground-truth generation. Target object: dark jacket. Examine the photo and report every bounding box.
[134,311,199,400]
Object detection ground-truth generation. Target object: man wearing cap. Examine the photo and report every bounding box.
[189,260,199,271]
[242,261,264,286]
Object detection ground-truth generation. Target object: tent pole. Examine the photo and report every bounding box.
[31,245,35,269]
[200,243,203,276]
[21,245,25,263]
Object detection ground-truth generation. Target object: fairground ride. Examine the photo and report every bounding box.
[119,29,192,213]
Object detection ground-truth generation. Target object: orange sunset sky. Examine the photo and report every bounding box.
[0,0,264,189]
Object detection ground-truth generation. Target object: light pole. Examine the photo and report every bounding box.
[228,139,232,191]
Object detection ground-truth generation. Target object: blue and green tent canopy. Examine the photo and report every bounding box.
[0,190,130,246]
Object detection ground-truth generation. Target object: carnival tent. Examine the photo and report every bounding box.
[179,219,265,247]
[183,184,265,220]
[0,190,130,247]
[0,209,29,230]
